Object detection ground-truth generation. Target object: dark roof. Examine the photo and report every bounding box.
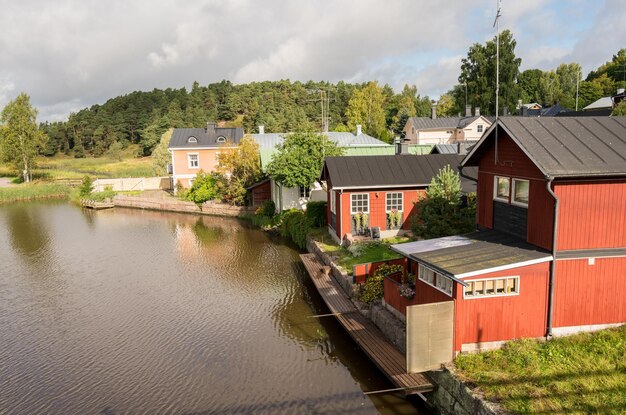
[430,141,478,155]
[391,230,552,281]
[520,104,572,117]
[246,178,270,190]
[168,126,244,148]
[321,154,477,193]
[463,117,626,178]
[556,109,613,117]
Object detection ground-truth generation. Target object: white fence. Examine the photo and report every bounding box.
[93,177,172,192]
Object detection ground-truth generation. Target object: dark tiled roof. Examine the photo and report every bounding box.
[168,126,244,148]
[463,117,626,178]
[391,230,552,279]
[321,154,477,193]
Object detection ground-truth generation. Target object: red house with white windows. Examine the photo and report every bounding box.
[388,116,626,360]
[319,154,477,243]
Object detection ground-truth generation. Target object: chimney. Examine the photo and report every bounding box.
[474,107,480,117]
[206,122,216,134]
[356,125,362,136]
[431,102,437,119]
[457,142,467,155]
[258,125,264,134]
[465,105,472,117]
[502,106,508,116]
[522,106,528,117]
[395,137,409,155]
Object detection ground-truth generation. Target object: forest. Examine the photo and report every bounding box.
[36,35,626,159]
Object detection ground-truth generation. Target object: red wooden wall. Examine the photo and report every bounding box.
[336,188,424,239]
[353,257,407,285]
[555,181,626,250]
[553,257,626,327]
[453,262,550,352]
[249,180,271,209]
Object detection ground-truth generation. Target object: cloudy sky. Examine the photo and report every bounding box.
[1,0,624,122]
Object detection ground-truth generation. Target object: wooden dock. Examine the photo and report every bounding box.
[80,199,115,210]
[300,253,434,394]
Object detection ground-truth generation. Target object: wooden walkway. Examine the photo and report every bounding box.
[300,253,434,394]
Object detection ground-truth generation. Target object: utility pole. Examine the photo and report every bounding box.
[576,69,580,111]
[493,0,501,164]
[307,88,332,132]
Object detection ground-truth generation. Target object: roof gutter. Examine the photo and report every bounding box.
[545,177,559,339]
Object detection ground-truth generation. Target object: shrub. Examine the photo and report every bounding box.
[305,201,327,227]
[91,185,116,202]
[360,263,404,304]
[255,200,276,217]
[78,175,93,197]
[185,171,219,204]
[280,209,313,249]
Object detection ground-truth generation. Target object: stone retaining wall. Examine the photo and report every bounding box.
[113,195,254,217]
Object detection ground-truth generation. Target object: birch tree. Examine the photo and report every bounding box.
[0,93,47,182]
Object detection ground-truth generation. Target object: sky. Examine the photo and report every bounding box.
[0,0,624,122]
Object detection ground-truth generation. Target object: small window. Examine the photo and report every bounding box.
[188,154,199,169]
[189,177,195,187]
[477,124,483,133]
[418,264,453,297]
[494,176,510,201]
[216,136,226,143]
[512,179,529,206]
[187,136,197,143]
[351,193,369,213]
[446,130,453,134]
[463,276,520,299]
[299,185,310,199]
[386,192,403,212]
[330,190,336,213]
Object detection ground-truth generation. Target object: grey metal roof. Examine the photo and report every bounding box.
[321,154,477,192]
[249,132,388,150]
[462,117,626,178]
[391,230,552,280]
[410,117,463,130]
[583,96,613,111]
[430,141,478,155]
[168,127,244,148]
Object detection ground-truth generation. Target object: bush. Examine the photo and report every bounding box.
[78,175,93,197]
[186,171,219,204]
[255,200,276,217]
[305,201,327,227]
[280,209,313,249]
[360,263,404,303]
[91,185,116,202]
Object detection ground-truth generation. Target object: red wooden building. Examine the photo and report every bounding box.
[388,116,626,356]
[246,178,271,209]
[319,154,477,243]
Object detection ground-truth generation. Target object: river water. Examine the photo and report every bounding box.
[0,201,429,414]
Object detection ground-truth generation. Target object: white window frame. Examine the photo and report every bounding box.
[386,192,403,212]
[187,136,197,143]
[463,276,520,299]
[330,189,336,214]
[511,178,530,207]
[350,193,369,214]
[299,185,311,199]
[216,136,226,143]
[493,176,510,202]
[188,153,199,169]
[477,124,483,133]
[418,264,453,297]
[189,177,195,187]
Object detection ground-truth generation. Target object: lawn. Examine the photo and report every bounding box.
[454,326,626,414]
[308,227,410,273]
[0,145,154,181]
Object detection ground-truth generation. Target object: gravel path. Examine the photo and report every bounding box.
[0,177,15,187]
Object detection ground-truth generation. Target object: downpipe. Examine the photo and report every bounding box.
[545,177,559,339]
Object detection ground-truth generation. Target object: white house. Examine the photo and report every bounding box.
[403,105,492,145]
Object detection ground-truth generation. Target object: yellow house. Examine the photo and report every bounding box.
[168,123,244,189]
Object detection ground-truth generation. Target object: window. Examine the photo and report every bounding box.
[446,130,453,134]
[494,176,510,201]
[187,136,197,143]
[418,264,453,296]
[299,185,310,199]
[386,192,403,212]
[477,124,483,133]
[512,179,529,206]
[351,193,369,213]
[330,190,336,213]
[189,177,195,187]
[463,276,519,299]
[188,153,199,169]
[216,136,226,143]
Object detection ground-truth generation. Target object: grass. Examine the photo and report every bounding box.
[0,145,154,181]
[455,326,626,414]
[0,183,72,203]
[308,227,410,273]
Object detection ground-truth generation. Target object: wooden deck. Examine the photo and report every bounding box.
[300,253,434,394]
[80,199,115,210]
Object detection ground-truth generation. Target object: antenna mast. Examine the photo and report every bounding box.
[493,0,501,164]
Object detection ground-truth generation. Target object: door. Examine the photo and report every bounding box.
[406,301,454,373]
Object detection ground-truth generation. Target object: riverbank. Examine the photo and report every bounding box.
[0,183,71,204]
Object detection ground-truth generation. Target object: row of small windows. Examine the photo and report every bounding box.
[463,276,519,299]
[348,192,404,214]
[187,136,227,144]
[495,176,529,206]
[418,265,453,296]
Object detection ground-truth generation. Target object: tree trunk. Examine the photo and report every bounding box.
[23,157,29,183]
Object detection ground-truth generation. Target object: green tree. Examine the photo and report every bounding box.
[411,166,476,239]
[586,48,626,90]
[216,136,262,205]
[518,69,544,104]
[151,128,173,176]
[612,101,626,116]
[186,171,219,204]
[437,94,456,117]
[346,81,387,137]
[267,131,344,188]
[457,29,521,115]
[106,140,124,161]
[556,63,582,108]
[0,93,47,182]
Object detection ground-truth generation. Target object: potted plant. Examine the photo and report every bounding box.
[399,284,415,299]
[353,212,368,235]
[387,209,402,229]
